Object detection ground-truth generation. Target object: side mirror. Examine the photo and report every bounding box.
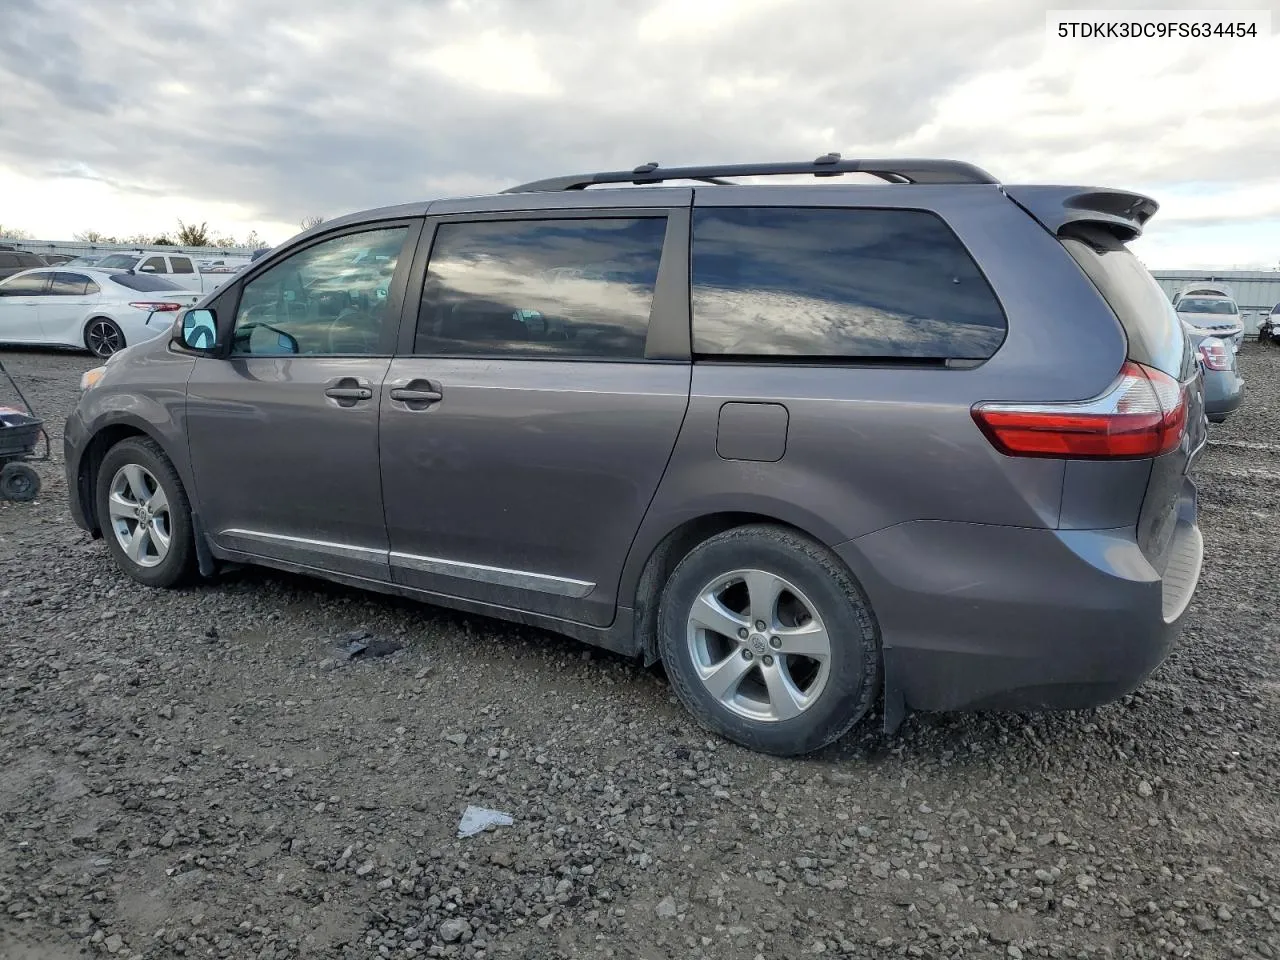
[176,308,219,351]
[140,264,158,273]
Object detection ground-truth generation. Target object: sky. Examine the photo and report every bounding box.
[0,0,1278,269]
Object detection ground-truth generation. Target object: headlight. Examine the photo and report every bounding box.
[80,366,107,391]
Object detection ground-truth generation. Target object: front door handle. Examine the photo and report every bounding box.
[324,376,374,408]
[389,378,442,410]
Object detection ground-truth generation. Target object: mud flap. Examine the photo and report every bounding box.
[881,662,907,735]
[191,510,218,578]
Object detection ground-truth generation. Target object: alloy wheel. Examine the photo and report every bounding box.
[685,568,832,722]
[107,464,172,568]
[87,320,122,357]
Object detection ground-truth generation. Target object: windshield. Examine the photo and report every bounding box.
[1176,297,1237,315]
[95,254,141,270]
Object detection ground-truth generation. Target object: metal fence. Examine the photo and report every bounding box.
[1,237,259,260]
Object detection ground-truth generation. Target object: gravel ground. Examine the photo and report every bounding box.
[2,343,1279,960]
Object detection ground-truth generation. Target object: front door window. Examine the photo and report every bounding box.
[231,227,409,356]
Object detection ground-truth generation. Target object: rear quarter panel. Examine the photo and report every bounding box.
[620,186,1129,600]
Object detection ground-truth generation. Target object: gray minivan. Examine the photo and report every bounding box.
[64,157,1207,756]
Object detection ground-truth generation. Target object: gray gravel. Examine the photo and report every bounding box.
[2,343,1279,960]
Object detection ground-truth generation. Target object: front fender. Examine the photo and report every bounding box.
[71,346,197,529]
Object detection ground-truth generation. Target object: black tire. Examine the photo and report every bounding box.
[95,437,195,588]
[84,317,125,358]
[0,462,40,502]
[657,524,881,756]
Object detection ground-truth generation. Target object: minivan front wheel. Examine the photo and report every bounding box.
[95,437,195,588]
[658,524,881,756]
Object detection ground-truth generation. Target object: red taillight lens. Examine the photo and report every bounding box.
[129,301,184,312]
[1197,338,1231,372]
[972,361,1187,459]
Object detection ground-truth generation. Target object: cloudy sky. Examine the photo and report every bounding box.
[1,0,1277,268]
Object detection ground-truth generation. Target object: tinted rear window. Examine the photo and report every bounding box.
[1176,297,1237,315]
[51,272,98,295]
[0,253,16,268]
[109,273,186,292]
[1061,227,1187,378]
[690,207,1007,361]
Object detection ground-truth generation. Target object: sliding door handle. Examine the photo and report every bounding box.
[389,387,442,403]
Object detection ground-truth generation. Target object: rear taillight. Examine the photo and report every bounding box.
[1197,338,1231,372]
[129,301,184,312]
[972,361,1187,459]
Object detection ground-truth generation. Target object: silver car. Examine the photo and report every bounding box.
[1176,294,1244,349]
[64,156,1207,756]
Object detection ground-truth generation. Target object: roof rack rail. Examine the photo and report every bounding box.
[502,153,1000,193]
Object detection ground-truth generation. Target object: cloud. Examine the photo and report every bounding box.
[0,0,1276,266]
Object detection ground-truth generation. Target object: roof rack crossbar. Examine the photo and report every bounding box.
[502,154,999,193]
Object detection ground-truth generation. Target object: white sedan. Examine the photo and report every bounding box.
[0,267,201,357]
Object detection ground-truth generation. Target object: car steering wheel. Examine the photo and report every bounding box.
[326,306,379,354]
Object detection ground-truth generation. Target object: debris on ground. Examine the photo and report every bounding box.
[338,630,404,660]
[457,805,514,838]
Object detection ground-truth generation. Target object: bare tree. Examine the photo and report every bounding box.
[243,230,265,250]
[73,230,117,243]
[176,219,211,246]
[300,215,325,230]
[0,224,33,240]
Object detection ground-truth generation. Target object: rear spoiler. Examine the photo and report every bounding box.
[1002,186,1158,242]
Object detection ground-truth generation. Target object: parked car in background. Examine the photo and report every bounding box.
[1259,304,1280,345]
[1172,281,1234,307]
[1186,334,1243,423]
[0,267,199,357]
[90,251,235,295]
[197,257,251,271]
[65,155,1206,756]
[37,253,77,266]
[62,255,107,269]
[0,249,47,280]
[1176,294,1244,349]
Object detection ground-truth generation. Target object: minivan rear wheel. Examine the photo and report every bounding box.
[95,437,196,588]
[658,524,880,756]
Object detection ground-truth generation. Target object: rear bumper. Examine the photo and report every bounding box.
[1202,370,1244,418]
[835,480,1201,713]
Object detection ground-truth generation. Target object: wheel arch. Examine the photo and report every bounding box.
[77,416,189,535]
[628,509,839,665]
[626,507,898,733]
